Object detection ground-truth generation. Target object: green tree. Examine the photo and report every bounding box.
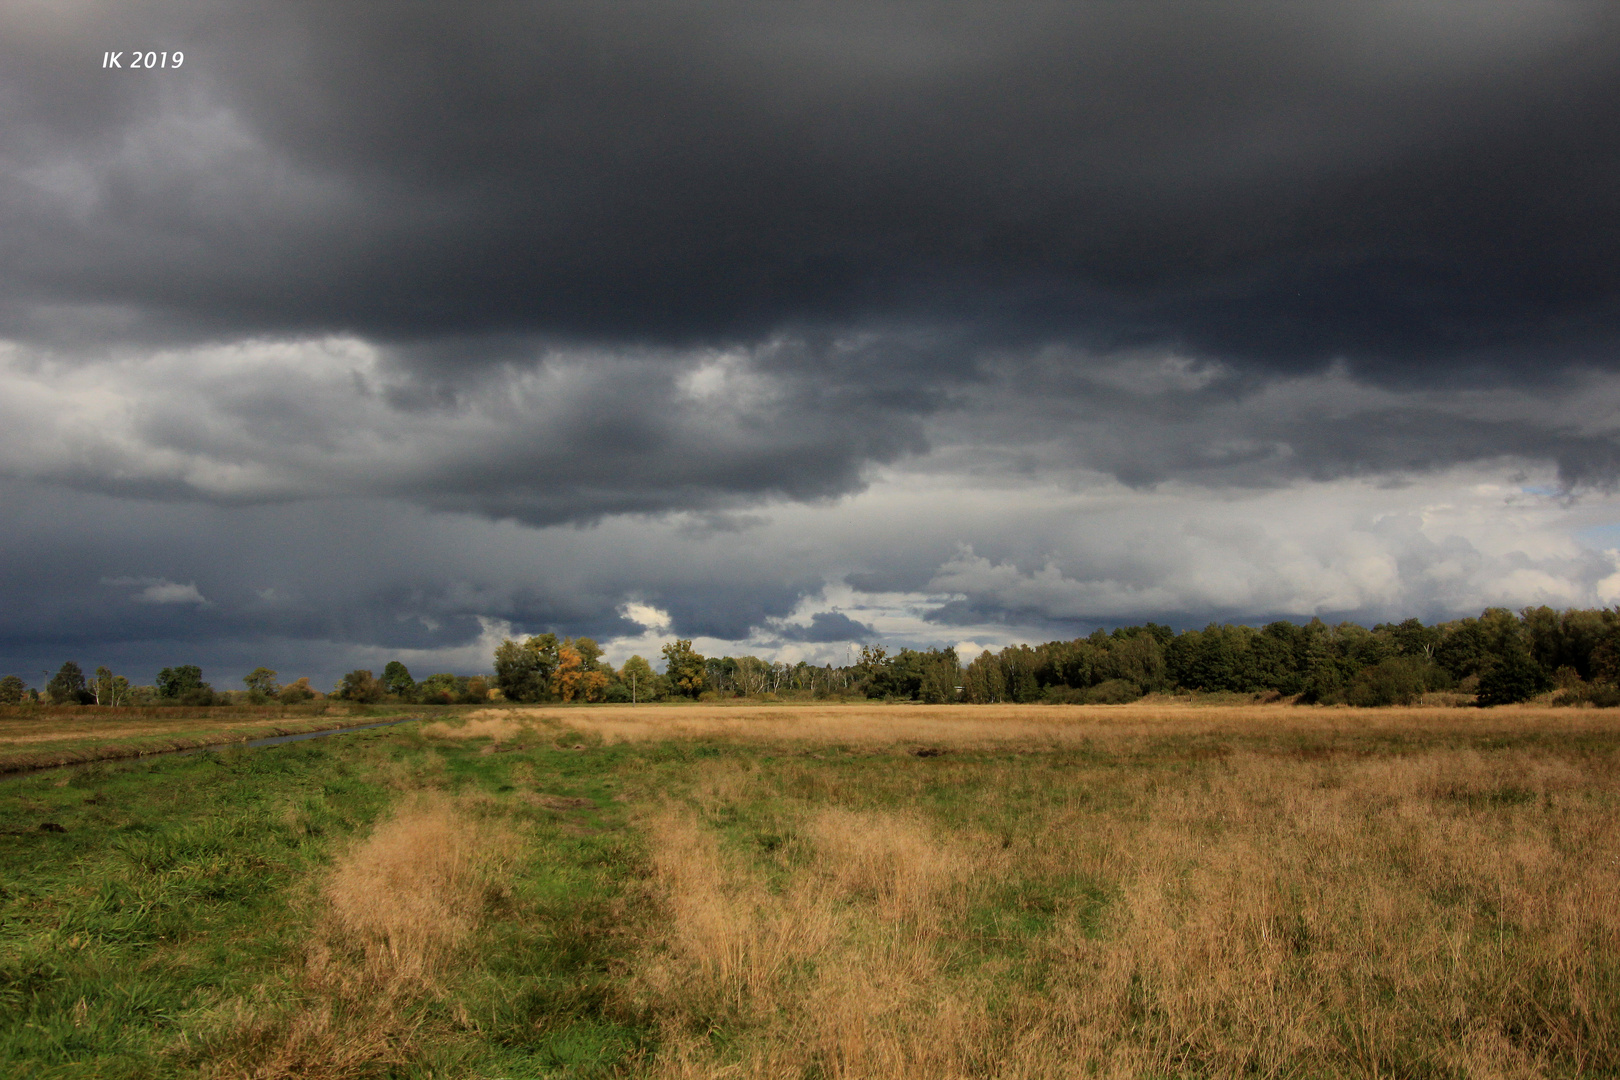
[417,673,460,704]
[493,634,560,703]
[962,650,1005,703]
[278,677,316,704]
[1346,656,1444,707]
[92,666,131,706]
[0,675,25,704]
[381,660,416,699]
[47,662,90,705]
[1477,653,1549,707]
[661,639,706,698]
[572,637,605,671]
[156,665,208,701]
[337,669,384,704]
[243,667,279,701]
[621,655,657,702]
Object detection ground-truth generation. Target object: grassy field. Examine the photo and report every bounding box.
[2,702,1617,1078]
[0,705,431,775]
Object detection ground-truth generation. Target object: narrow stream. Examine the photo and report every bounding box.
[171,715,424,754]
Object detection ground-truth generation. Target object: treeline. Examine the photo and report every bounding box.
[14,605,1620,710]
[490,606,1620,708]
[2,660,490,708]
[488,634,871,704]
[937,606,1620,707]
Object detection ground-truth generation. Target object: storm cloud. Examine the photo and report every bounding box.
[3,2,1620,685]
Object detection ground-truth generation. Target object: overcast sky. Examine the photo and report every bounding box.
[5,1,1620,689]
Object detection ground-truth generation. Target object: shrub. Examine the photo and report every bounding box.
[1476,654,1550,707]
[1346,657,1442,707]
[1590,685,1620,708]
[338,669,385,704]
[1086,678,1142,704]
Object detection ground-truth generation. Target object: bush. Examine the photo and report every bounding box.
[1476,654,1550,707]
[1346,657,1442,707]
[1590,685,1620,708]
[337,669,385,704]
[1086,679,1142,704]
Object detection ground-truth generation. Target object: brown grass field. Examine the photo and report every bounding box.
[421,700,1620,1078]
[7,699,1619,1077]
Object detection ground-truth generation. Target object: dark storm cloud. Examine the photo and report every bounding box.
[9,2,1620,681]
[943,351,1620,491]
[6,2,1620,377]
[775,611,876,644]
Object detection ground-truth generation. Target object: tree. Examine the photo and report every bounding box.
[1476,653,1549,707]
[621,655,656,703]
[381,661,416,699]
[661,639,705,697]
[243,667,279,700]
[572,637,605,671]
[962,650,1005,703]
[0,675,24,704]
[279,676,317,704]
[1346,656,1441,707]
[552,644,585,702]
[93,666,131,706]
[493,634,559,703]
[417,673,460,704]
[47,662,90,705]
[156,665,208,700]
[337,669,384,703]
[555,638,609,702]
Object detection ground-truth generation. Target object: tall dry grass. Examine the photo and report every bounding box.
[630,740,1620,1079]
[197,795,524,1079]
[525,700,1618,754]
[418,714,536,744]
[637,802,991,1078]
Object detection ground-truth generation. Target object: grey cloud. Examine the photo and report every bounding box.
[772,611,876,644]
[3,3,1620,380]
[935,353,1620,490]
[2,460,1616,689]
[8,4,1620,685]
[0,336,927,524]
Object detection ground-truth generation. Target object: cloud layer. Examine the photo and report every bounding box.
[2,3,1619,685]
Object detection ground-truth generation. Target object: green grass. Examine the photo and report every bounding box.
[0,728,656,1078]
[0,705,444,775]
[2,710,1619,1077]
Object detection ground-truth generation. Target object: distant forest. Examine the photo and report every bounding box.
[12,605,1620,710]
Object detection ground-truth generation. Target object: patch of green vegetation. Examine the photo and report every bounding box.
[3,715,1619,1077]
[0,729,653,1079]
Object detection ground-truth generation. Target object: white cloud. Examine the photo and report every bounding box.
[101,575,209,605]
[620,602,672,631]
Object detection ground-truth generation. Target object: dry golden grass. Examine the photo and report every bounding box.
[201,795,525,1079]
[627,723,1620,1079]
[471,700,1617,752]
[418,714,535,743]
[637,802,989,1078]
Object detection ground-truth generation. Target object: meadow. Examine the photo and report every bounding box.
[1,701,1617,1078]
[0,704,426,775]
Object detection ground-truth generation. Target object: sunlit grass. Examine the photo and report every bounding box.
[3,702,1617,1077]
